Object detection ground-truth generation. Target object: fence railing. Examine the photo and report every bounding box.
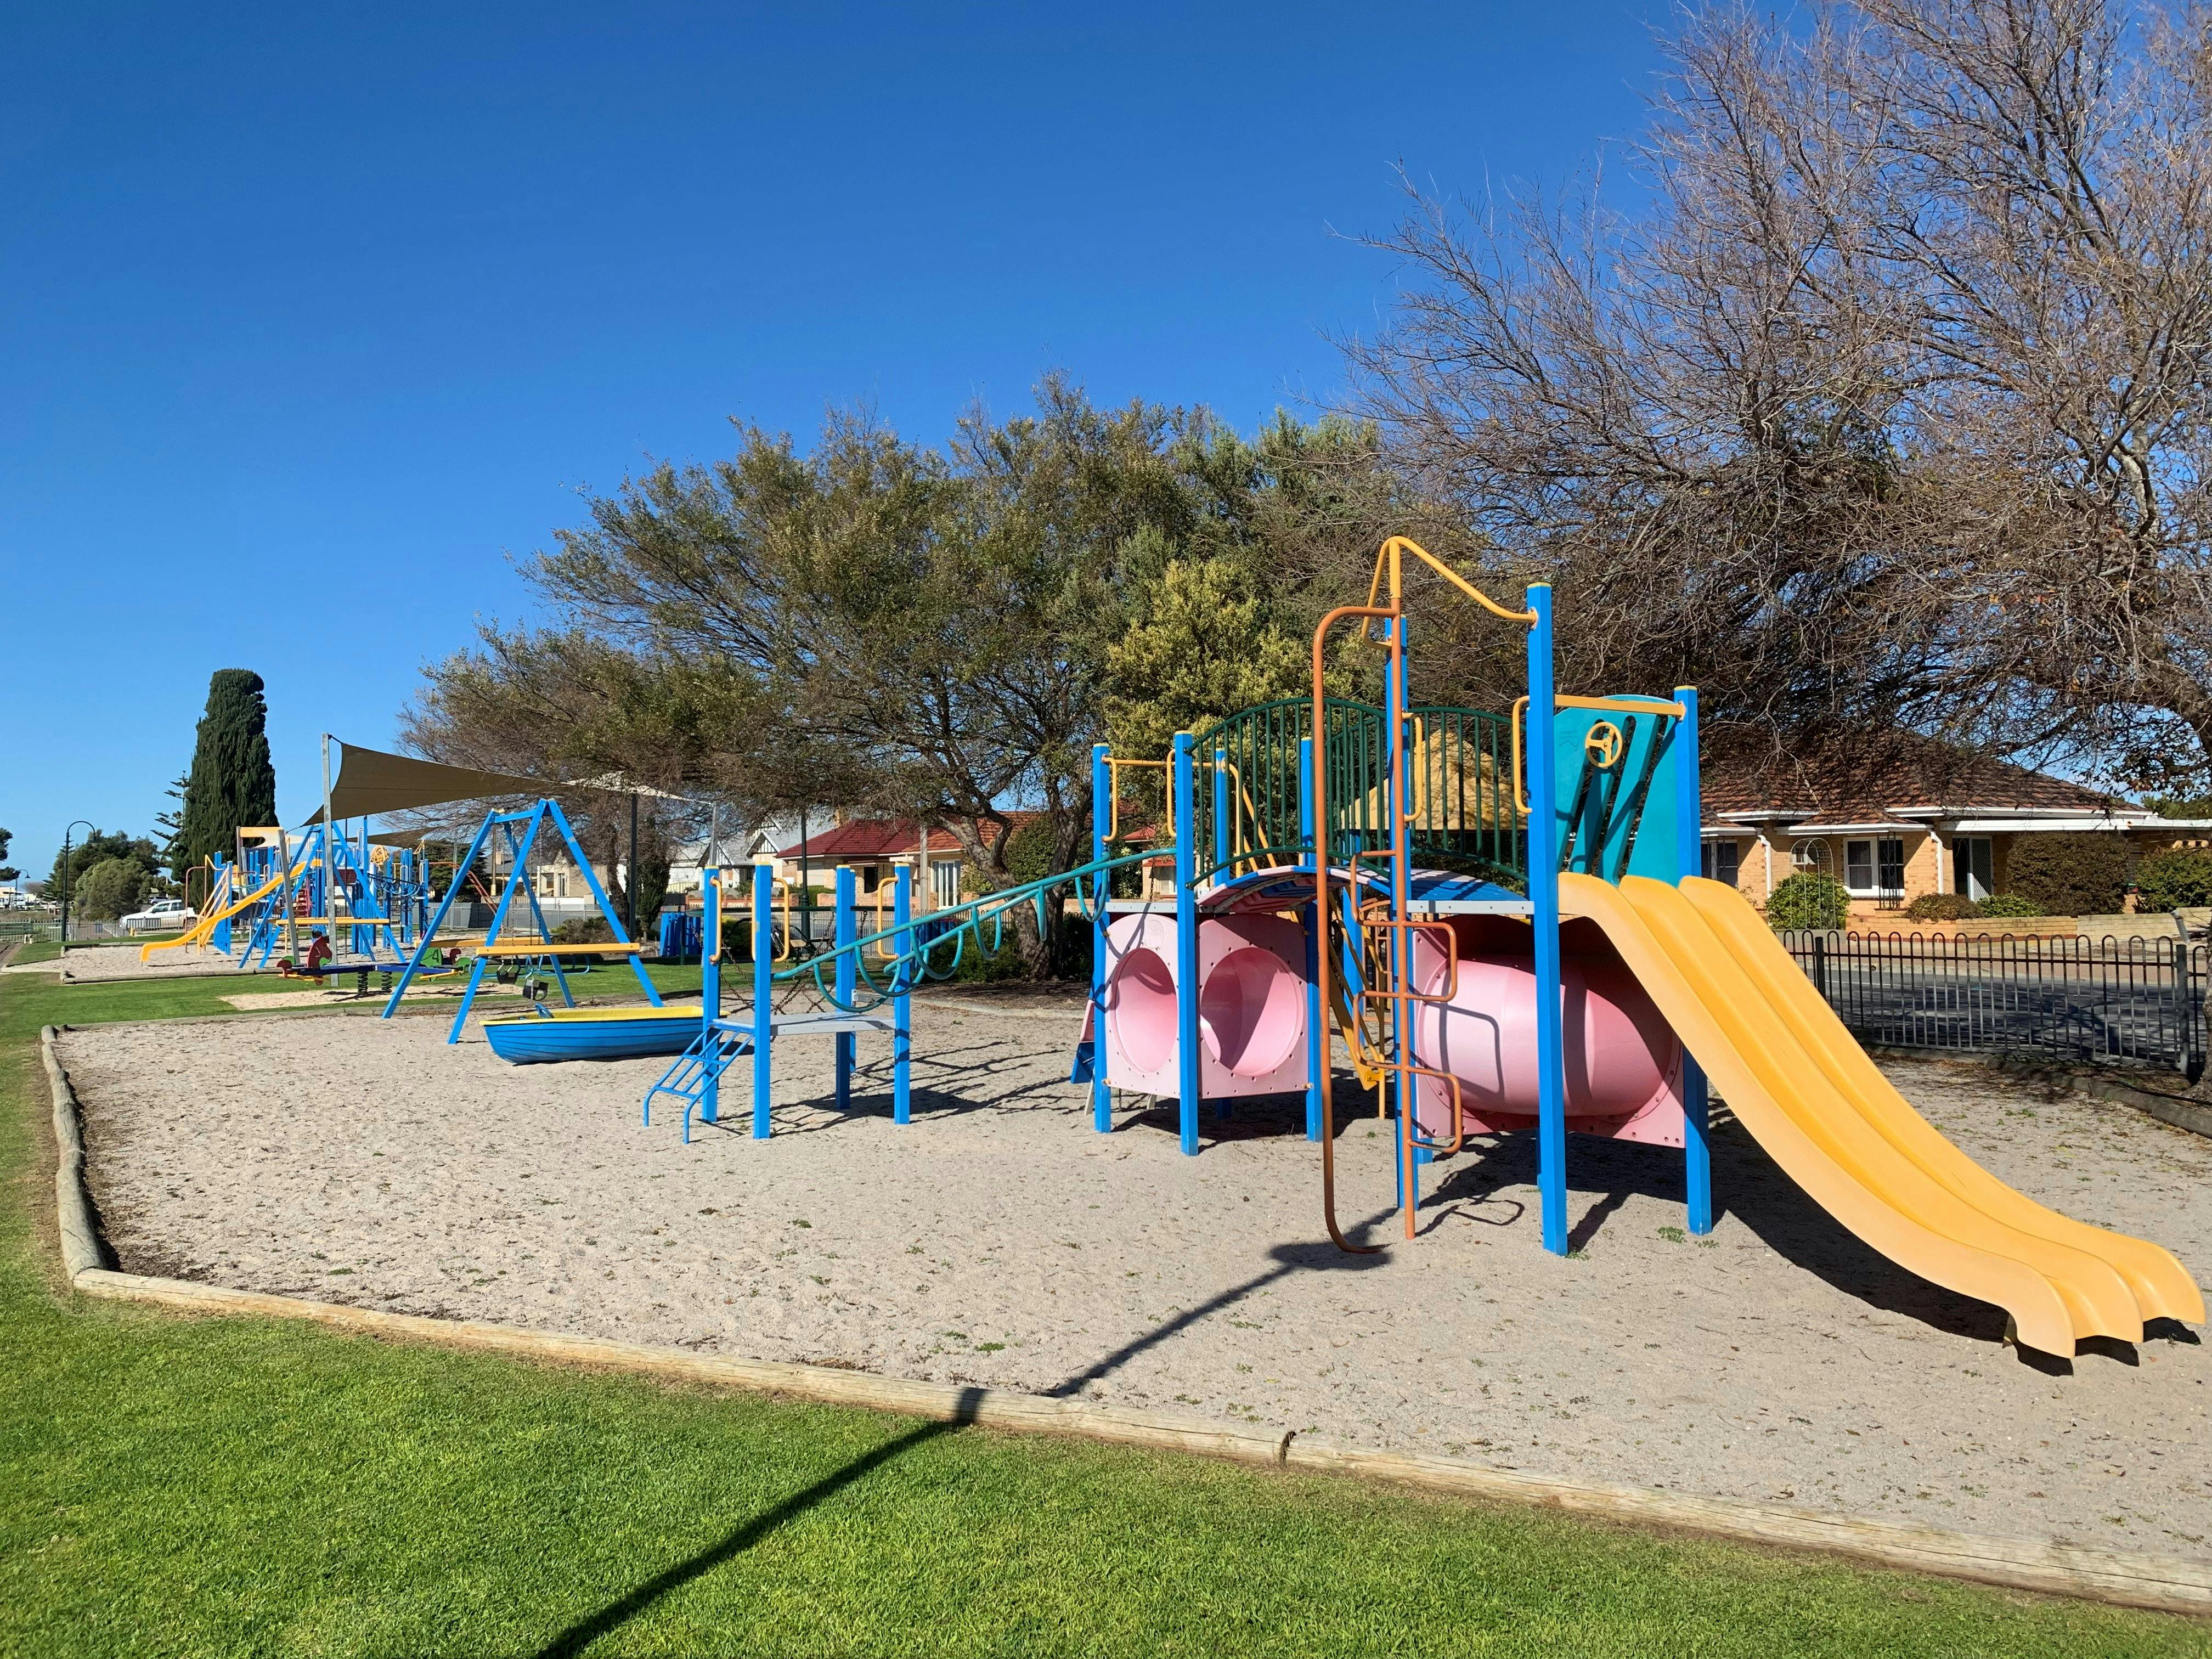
[1778,929,2209,1081]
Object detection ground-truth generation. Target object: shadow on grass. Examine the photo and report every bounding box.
[533,1211,1400,1652]
[531,1411,968,1658]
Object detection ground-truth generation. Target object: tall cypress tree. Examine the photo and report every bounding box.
[173,670,278,877]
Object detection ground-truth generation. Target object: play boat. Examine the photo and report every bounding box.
[482,1005,704,1065]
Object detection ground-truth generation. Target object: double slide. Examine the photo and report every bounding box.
[1562,873,2203,1357]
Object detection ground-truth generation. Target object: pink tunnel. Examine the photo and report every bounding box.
[1100,913,1311,1097]
[1408,920,1685,1146]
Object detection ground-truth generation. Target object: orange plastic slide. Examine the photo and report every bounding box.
[1560,872,2203,1357]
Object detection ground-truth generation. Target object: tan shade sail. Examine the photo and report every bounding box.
[300,742,559,825]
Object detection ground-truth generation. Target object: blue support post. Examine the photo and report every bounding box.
[1675,685,1713,1234]
[752,857,774,1139]
[1300,735,1322,1142]
[1090,742,1113,1133]
[893,863,913,1125]
[834,865,856,1111]
[1526,586,1569,1255]
[1172,731,1201,1155]
[700,867,721,1126]
[545,797,662,1007]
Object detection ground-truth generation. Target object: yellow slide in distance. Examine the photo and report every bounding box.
[1559,872,2203,1356]
[138,863,297,961]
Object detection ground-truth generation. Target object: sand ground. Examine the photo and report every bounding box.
[63,1005,2212,1558]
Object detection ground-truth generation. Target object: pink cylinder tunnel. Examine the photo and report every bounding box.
[1100,913,1312,1098]
[1408,918,1684,1147]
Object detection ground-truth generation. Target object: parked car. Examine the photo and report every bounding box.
[120,897,194,933]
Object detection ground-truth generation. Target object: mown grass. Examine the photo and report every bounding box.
[2,966,2206,1656]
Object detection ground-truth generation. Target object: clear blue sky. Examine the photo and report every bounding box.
[0,2,1662,883]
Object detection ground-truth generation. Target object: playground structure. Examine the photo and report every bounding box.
[381,795,663,1041]
[622,535,2200,1358]
[140,821,436,971]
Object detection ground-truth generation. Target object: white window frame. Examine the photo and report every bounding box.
[1955,836,1995,901]
[1701,838,1742,885]
[1843,836,1909,900]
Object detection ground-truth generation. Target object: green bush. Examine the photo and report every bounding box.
[1974,891,2045,918]
[73,857,148,921]
[2004,832,2130,916]
[1764,872,1849,931]
[2135,847,2212,910]
[1903,892,1979,922]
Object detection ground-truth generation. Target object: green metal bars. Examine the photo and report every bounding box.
[1184,698,1525,887]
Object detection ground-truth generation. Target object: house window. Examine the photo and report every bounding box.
[537,871,555,898]
[1955,837,1994,901]
[930,860,961,909]
[1844,837,1907,901]
[1701,839,1742,885]
[862,865,881,895]
[1791,838,1832,876]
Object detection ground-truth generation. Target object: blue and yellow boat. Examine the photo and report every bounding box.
[481,1005,703,1065]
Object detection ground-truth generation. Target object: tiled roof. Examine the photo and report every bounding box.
[1701,726,2119,825]
[777,813,1049,862]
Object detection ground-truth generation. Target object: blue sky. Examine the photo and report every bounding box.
[0,3,1662,882]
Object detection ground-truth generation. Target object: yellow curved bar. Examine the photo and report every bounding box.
[1368,535,1538,625]
[1562,872,2201,1356]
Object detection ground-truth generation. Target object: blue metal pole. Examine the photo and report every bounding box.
[1091,742,1113,1133]
[893,862,913,1126]
[701,867,721,1126]
[1173,731,1201,1156]
[1675,684,1713,1235]
[1300,735,1322,1142]
[834,865,856,1111]
[752,856,774,1139]
[1527,586,1569,1255]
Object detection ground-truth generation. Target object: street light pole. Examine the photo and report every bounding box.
[59,820,94,945]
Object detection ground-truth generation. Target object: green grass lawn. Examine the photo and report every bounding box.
[2,968,2205,1656]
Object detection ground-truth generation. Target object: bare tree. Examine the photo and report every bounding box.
[1350,0,2212,791]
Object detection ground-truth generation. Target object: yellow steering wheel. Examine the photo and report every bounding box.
[1584,720,1625,770]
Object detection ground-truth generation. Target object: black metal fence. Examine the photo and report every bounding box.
[1778,930,2209,1082]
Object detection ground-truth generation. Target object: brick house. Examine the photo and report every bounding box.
[773,815,1056,911]
[1698,729,2212,921]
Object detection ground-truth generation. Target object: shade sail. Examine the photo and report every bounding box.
[300,742,560,825]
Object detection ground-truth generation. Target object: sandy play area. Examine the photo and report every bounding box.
[62,1003,2212,1558]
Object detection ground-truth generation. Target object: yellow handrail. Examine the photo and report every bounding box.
[1104,756,1172,841]
[1365,535,1537,628]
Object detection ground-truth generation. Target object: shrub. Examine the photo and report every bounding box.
[73,857,148,921]
[2004,832,2130,916]
[552,916,616,944]
[2135,847,2212,910]
[1974,891,2045,918]
[1765,872,1849,932]
[1903,892,1979,922]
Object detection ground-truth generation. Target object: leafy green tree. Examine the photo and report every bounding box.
[2135,849,2212,911]
[173,670,277,878]
[1105,556,1308,762]
[73,858,149,921]
[49,830,160,897]
[2006,833,2131,918]
[0,826,15,883]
